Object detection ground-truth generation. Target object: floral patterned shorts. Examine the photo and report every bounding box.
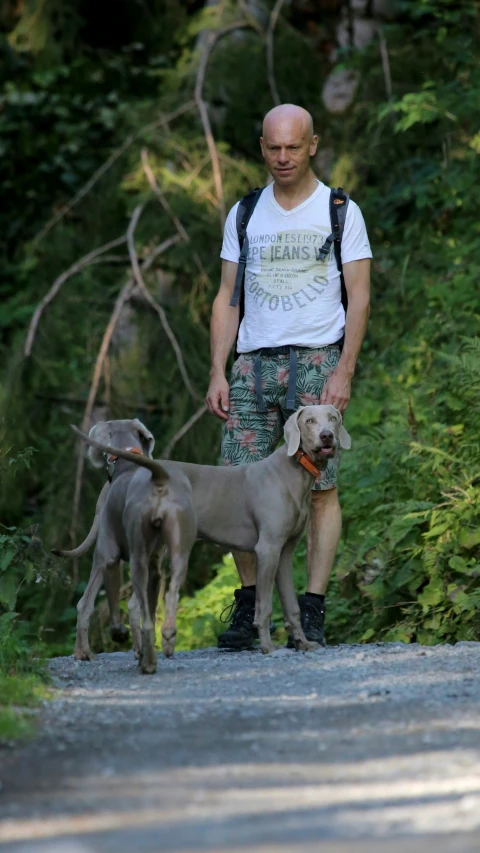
[221,344,341,491]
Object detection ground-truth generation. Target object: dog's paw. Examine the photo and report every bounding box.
[260,643,275,655]
[139,629,157,674]
[110,624,130,645]
[73,648,96,661]
[162,627,176,659]
[294,639,320,652]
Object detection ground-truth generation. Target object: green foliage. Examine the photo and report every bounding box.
[172,554,239,651]
[0,608,49,740]
[0,447,50,738]
[174,0,480,650]
[2,0,480,656]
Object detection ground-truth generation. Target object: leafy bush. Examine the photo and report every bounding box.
[172,554,239,651]
[3,0,480,654]
[0,447,49,738]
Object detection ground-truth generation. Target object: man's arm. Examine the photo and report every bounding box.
[320,258,371,413]
[205,260,240,420]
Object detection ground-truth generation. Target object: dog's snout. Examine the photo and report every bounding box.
[320,429,334,445]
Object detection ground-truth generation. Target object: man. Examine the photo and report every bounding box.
[206,103,371,650]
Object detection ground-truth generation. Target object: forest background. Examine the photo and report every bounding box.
[1,0,480,726]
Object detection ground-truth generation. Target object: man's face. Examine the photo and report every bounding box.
[260,122,318,187]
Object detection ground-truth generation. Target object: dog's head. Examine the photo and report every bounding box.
[87,419,155,468]
[284,405,351,466]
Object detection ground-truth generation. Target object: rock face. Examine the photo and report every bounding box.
[322,68,360,114]
[320,0,397,114]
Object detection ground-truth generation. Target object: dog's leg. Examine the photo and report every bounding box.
[104,560,129,645]
[74,548,108,661]
[254,540,281,654]
[162,552,188,659]
[147,553,161,622]
[131,551,157,675]
[161,513,195,659]
[128,593,142,659]
[276,540,318,652]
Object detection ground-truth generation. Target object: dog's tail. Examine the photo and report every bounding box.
[70,425,169,484]
[51,480,109,558]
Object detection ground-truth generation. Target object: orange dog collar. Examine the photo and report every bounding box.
[107,446,144,465]
[293,449,321,478]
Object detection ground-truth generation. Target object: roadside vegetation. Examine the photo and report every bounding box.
[0,0,479,674]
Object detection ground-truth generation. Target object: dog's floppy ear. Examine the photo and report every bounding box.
[87,422,112,468]
[339,424,352,450]
[330,406,351,451]
[284,407,305,456]
[132,419,155,458]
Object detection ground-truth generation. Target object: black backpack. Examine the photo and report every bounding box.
[229,186,350,342]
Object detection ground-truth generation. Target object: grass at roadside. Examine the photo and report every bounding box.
[0,616,50,740]
[0,673,50,739]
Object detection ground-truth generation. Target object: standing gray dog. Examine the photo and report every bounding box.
[59,406,350,659]
[55,419,197,674]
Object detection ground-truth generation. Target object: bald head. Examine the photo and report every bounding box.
[262,104,314,140]
[260,104,318,188]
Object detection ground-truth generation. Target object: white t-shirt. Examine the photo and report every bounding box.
[220,180,372,352]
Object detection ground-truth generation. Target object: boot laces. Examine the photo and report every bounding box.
[220,598,253,627]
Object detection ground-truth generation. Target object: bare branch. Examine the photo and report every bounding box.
[127,204,201,402]
[69,277,134,584]
[31,100,196,247]
[194,21,253,230]
[237,0,263,33]
[69,226,181,580]
[219,151,258,182]
[182,153,211,187]
[141,148,208,281]
[24,235,127,357]
[162,404,208,459]
[141,150,189,241]
[378,27,393,100]
[266,0,288,106]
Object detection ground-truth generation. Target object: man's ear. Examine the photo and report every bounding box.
[283,408,305,456]
[132,419,155,458]
[87,422,112,468]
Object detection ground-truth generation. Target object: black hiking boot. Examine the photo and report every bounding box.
[287,595,326,648]
[218,588,256,650]
[217,588,277,651]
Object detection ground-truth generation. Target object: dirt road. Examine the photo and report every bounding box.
[1,642,480,853]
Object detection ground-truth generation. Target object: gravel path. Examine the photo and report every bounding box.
[1,642,480,852]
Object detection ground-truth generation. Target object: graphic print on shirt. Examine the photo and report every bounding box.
[247,227,331,312]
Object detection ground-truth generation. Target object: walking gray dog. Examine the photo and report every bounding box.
[55,419,197,674]
[57,405,350,664]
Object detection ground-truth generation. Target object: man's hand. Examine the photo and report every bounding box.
[320,367,352,414]
[206,371,230,420]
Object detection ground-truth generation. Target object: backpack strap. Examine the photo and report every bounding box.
[329,187,349,312]
[229,187,264,308]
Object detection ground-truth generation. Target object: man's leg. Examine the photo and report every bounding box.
[218,354,286,650]
[286,488,341,649]
[232,550,256,587]
[286,344,343,646]
[306,487,341,594]
[217,352,282,649]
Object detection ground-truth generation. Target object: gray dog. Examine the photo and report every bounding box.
[56,419,197,674]
[59,406,350,660]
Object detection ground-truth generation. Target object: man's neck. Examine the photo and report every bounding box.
[273,170,318,212]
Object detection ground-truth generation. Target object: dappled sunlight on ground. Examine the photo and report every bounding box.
[1,643,480,852]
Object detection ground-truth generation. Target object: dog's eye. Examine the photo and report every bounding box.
[305,418,314,424]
